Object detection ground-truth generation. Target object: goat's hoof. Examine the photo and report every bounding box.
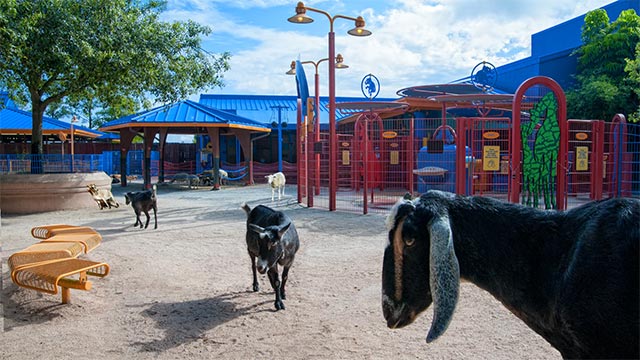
[252,284,259,292]
[274,300,285,311]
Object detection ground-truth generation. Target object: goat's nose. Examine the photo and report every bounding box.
[257,258,268,274]
[257,265,267,274]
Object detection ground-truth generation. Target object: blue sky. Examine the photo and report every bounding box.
[161,0,615,100]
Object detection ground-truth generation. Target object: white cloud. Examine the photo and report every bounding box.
[164,0,614,99]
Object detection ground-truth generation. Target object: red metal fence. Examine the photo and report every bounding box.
[298,113,639,214]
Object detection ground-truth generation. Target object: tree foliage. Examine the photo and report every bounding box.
[0,0,230,158]
[567,9,640,122]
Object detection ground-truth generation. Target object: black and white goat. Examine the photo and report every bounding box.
[382,190,639,359]
[241,203,299,310]
[124,185,158,229]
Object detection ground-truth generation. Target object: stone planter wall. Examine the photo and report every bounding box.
[0,172,113,214]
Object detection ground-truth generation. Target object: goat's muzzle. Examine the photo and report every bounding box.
[382,295,414,329]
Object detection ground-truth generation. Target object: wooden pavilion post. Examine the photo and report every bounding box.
[206,127,221,190]
[233,131,253,185]
[158,128,169,183]
[118,129,137,187]
[143,127,158,189]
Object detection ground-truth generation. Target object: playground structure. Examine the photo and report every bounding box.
[296,76,640,214]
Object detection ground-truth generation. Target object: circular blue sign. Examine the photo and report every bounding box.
[361,74,380,100]
[471,61,497,92]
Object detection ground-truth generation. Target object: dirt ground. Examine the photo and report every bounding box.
[1,182,560,360]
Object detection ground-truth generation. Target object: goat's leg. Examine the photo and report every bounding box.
[134,211,142,227]
[280,265,291,300]
[250,255,259,292]
[152,206,157,229]
[143,210,150,229]
[267,267,284,310]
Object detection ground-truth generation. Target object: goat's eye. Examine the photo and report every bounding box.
[404,237,416,247]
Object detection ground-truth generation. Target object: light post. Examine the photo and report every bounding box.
[288,1,371,211]
[287,55,349,203]
[70,115,78,172]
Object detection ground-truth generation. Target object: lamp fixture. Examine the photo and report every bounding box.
[347,16,372,37]
[335,54,348,69]
[286,54,349,75]
[286,61,297,75]
[287,2,314,23]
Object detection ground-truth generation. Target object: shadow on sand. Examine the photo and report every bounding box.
[132,291,271,354]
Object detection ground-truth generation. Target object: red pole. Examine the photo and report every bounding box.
[328,31,337,211]
[297,98,303,204]
[592,120,604,200]
[314,72,321,197]
[409,114,415,194]
[455,118,467,195]
[363,116,369,214]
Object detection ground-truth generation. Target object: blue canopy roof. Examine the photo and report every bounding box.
[199,94,399,124]
[100,100,270,133]
[0,107,104,138]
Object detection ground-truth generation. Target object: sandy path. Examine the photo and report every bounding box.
[1,183,559,359]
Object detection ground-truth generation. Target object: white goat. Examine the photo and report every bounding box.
[266,172,286,201]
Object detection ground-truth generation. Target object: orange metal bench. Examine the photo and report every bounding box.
[9,225,110,304]
[31,224,102,253]
[11,258,110,304]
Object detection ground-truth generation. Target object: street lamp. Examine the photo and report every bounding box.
[288,1,371,211]
[70,115,78,172]
[286,54,349,203]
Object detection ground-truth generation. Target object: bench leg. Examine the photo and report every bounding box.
[61,287,71,304]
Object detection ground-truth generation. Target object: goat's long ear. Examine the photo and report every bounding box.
[278,222,291,238]
[249,224,265,234]
[426,215,460,343]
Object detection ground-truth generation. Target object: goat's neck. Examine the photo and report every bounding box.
[450,205,570,321]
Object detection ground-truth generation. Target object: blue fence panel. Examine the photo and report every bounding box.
[0,151,159,176]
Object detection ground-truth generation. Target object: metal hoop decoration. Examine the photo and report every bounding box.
[470,61,497,92]
[361,74,381,100]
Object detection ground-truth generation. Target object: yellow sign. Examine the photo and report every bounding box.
[576,132,588,141]
[483,146,501,171]
[382,131,397,139]
[390,143,399,148]
[483,131,500,140]
[341,142,350,148]
[576,146,588,171]
[342,150,350,165]
[390,151,399,165]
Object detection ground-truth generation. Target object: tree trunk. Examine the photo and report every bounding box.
[30,100,45,174]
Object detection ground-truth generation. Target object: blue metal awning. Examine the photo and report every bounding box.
[100,100,270,133]
[0,107,104,138]
[199,94,399,124]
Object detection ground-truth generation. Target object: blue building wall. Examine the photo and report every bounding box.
[494,0,639,93]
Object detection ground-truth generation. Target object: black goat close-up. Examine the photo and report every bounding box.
[382,190,639,359]
[242,203,299,311]
[124,185,158,229]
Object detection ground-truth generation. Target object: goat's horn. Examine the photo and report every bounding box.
[426,215,460,343]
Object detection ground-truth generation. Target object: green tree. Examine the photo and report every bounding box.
[567,9,640,122]
[0,0,230,168]
[624,42,640,122]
